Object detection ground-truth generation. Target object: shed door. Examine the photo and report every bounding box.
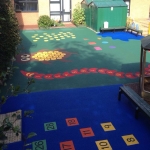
[50,0,71,22]
[91,6,95,29]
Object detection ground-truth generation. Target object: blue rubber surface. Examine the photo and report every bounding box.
[2,84,150,150]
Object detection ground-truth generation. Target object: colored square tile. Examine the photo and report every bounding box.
[66,118,79,126]
[95,140,112,150]
[60,140,75,150]
[101,122,116,131]
[89,42,96,45]
[80,127,95,138]
[44,122,57,131]
[122,134,139,146]
[94,47,102,50]
[32,140,47,150]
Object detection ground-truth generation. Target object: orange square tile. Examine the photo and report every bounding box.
[66,118,79,126]
[88,42,96,45]
[60,140,75,150]
[80,127,95,137]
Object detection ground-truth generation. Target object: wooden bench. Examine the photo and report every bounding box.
[126,27,143,35]
[118,85,150,119]
[100,26,126,33]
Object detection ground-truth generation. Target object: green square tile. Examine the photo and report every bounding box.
[44,122,57,131]
[32,140,47,150]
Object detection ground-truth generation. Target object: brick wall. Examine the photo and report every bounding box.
[130,0,150,19]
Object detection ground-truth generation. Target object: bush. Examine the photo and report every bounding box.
[37,15,52,29]
[72,3,85,26]
[0,0,21,79]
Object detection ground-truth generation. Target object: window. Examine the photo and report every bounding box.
[14,0,38,12]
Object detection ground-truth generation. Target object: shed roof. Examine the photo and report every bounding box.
[89,0,127,7]
[81,0,96,5]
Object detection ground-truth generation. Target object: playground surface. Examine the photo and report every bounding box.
[10,27,147,92]
[2,27,150,150]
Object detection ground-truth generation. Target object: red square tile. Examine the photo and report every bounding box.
[66,118,79,126]
[60,140,75,150]
[80,127,95,137]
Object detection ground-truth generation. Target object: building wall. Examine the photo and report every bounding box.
[14,0,150,26]
[130,0,149,19]
[38,0,50,16]
[16,13,39,26]
[72,0,82,13]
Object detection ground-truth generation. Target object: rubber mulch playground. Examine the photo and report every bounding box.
[10,27,149,92]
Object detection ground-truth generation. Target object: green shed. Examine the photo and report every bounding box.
[88,0,127,32]
[81,0,93,27]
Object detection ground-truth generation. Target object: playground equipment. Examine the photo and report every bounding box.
[140,35,150,99]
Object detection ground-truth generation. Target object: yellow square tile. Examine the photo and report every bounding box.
[101,122,116,131]
[95,140,112,150]
[122,134,139,146]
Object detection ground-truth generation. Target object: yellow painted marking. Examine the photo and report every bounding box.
[61,38,65,39]
[56,39,60,40]
[57,57,63,59]
[44,40,49,42]
[36,38,40,39]
[44,37,48,39]
[33,40,37,42]
[71,35,75,36]
[40,36,44,37]
[50,38,54,40]
[45,59,50,61]
[122,134,139,146]
[51,58,56,60]
[39,59,44,61]
[32,36,36,38]
[58,34,61,35]
[72,37,76,38]
[34,34,38,36]
[101,122,116,131]
[96,140,112,150]
[54,37,58,38]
